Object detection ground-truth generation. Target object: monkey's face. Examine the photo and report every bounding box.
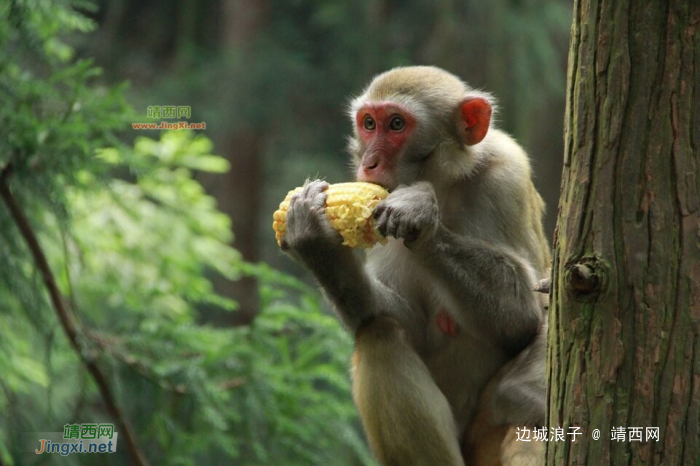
[348,67,494,190]
[349,97,493,190]
[351,100,437,190]
[353,101,413,189]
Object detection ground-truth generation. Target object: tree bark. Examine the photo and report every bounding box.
[547,0,700,464]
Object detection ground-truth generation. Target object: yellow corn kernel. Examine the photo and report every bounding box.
[273,182,389,248]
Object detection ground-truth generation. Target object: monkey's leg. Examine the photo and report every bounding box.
[352,315,465,466]
[498,428,544,466]
[463,404,510,466]
[465,327,547,466]
[464,417,544,466]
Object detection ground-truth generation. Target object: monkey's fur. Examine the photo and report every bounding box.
[282,66,550,465]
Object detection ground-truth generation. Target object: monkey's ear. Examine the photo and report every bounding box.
[456,97,492,146]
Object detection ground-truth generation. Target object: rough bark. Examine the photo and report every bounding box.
[547,0,700,465]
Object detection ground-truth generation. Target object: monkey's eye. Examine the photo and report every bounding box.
[363,115,376,130]
[388,115,406,132]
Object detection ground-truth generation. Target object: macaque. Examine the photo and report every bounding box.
[281,66,550,465]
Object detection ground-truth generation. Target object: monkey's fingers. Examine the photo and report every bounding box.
[373,206,395,238]
[300,179,330,212]
[533,278,551,294]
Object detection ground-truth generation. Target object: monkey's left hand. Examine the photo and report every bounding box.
[374,182,439,249]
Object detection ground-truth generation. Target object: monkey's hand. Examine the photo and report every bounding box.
[374,182,439,249]
[281,180,383,331]
[281,180,345,261]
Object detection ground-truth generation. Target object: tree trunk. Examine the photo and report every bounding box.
[547,1,699,465]
[214,0,270,326]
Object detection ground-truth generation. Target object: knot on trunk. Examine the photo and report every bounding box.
[566,258,605,301]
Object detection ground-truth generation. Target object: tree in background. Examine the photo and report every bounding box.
[547,0,699,463]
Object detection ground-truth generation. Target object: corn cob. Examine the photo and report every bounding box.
[273,182,389,249]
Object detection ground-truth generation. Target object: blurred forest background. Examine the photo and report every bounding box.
[0,0,571,465]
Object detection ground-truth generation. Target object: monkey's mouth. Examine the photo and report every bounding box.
[356,173,394,191]
[371,180,398,192]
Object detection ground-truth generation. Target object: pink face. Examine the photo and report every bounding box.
[354,102,416,188]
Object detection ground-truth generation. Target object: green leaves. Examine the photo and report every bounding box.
[135,133,230,173]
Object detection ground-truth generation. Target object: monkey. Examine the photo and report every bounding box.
[280,66,550,465]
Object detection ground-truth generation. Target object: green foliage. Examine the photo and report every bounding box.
[0,2,370,465]
[0,0,129,208]
[72,133,239,321]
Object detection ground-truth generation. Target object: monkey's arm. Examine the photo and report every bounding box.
[319,257,422,335]
[374,182,542,353]
[423,228,542,352]
[282,180,422,333]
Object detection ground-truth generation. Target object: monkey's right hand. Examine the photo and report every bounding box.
[374,182,439,250]
[280,180,344,260]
